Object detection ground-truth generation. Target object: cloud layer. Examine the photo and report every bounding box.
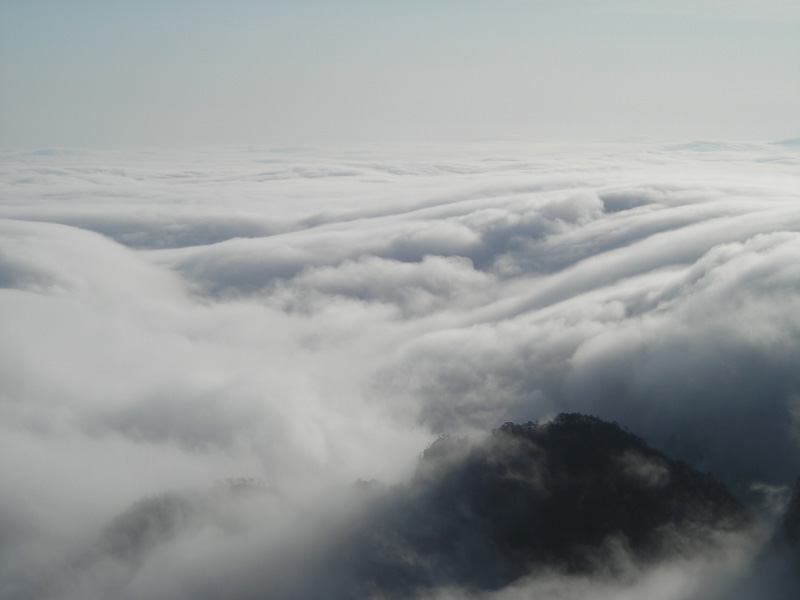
[1,140,799,598]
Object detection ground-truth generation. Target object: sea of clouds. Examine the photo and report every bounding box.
[1,139,798,598]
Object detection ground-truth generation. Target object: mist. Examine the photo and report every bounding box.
[1,140,799,598]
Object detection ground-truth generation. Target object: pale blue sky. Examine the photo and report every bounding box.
[1,0,798,148]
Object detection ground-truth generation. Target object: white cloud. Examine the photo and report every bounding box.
[1,140,799,598]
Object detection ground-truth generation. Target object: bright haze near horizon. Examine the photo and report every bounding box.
[1,0,799,146]
[1,2,800,600]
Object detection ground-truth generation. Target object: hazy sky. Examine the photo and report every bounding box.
[1,0,799,148]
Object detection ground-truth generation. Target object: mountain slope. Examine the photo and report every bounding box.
[342,413,752,596]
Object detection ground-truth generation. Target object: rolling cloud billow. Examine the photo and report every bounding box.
[1,140,799,599]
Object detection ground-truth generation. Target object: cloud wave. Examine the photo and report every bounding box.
[1,140,799,598]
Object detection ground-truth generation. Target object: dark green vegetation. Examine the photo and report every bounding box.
[83,414,759,600]
[99,493,196,564]
[343,413,752,595]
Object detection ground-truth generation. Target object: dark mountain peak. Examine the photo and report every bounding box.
[386,414,753,592]
[84,414,756,600]
[493,413,652,459]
